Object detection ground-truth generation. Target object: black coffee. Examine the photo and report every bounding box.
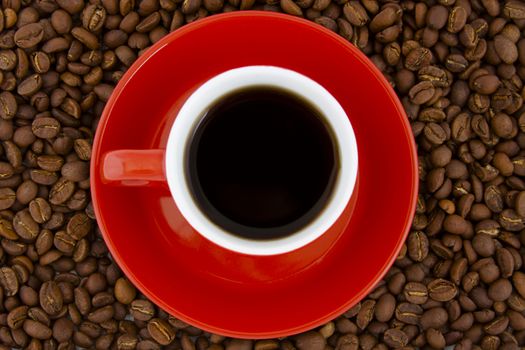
[186,87,338,240]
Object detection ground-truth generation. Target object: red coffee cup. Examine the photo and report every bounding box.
[92,12,418,338]
[102,65,359,259]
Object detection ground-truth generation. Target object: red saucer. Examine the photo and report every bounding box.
[91,12,418,338]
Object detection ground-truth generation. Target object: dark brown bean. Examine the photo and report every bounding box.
[428,278,458,301]
[148,318,176,345]
[23,319,52,339]
[13,209,39,241]
[115,278,137,305]
[39,281,63,316]
[14,23,44,48]
[0,92,17,119]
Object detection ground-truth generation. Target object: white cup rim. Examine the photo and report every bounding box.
[166,66,358,256]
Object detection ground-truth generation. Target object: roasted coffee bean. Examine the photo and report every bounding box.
[147,318,176,345]
[428,278,458,301]
[0,187,16,210]
[448,6,468,33]
[14,23,44,48]
[420,307,448,330]
[23,319,52,339]
[405,47,432,72]
[374,293,395,322]
[403,282,428,304]
[495,35,519,64]
[407,231,428,262]
[383,328,408,348]
[343,1,368,27]
[426,328,446,348]
[0,218,17,240]
[71,27,99,49]
[0,92,17,119]
[356,300,375,329]
[395,302,422,325]
[7,305,28,329]
[115,278,137,304]
[484,316,510,335]
[125,300,153,325]
[39,281,63,316]
[61,161,89,182]
[13,209,39,241]
[74,287,91,316]
[49,177,75,205]
[67,213,91,240]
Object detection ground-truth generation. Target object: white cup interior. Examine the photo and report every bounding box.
[166,66,358,256]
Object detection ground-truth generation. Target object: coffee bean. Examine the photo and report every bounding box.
[13,209,39,241]
[495,249,514,278]
[7,305,28,329]
[420,307,448,330]
[448,6,467,33]
[147,318,176,345]
[52,317,74,343]
[424,123,447,145]
[427,5,448,30]
[32,117,61,139]
[61,161,89,182]
[408,81,435,105]
[82,4,107,32]
[115,278,136,304]
[128,300,154,322]
[484,316,510,335]
[356,300,375,329]
[54,230,76,254]
[0,218,17,240]
[403,282,428,304]
[395,302,421,325]
[370,7,399,33]
[0,50,16,71]
[472,233,495,256]
[49,177,75,205]
[427,278,458,301]
[14,23,44,48]
[73,139,92,161]
[74,287,91,316]
[71,27,99,49]
[379,329,405,348]
[66,213,91,240]
[407,231,428,262]
[17,73,42,96]
[443,214,470,235]
[23,319,52,339]
[0,187,15,210]
[405,47,432,71]
[39,281,63,316]
[446,53,469,73]
[343,1,368,27]
[495,35,519,64]
[488,278,513,301]
[0,91,17,119]
[87,304,114,323]
[425,329,446,349]
[513,272,525,299]
[472,74,500,94]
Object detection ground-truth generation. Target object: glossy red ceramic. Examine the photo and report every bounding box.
[91,12,418,338]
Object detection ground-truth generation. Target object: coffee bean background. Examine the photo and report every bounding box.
[1,0,525,349]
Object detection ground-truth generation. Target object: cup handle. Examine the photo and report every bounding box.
[101,150,166,185]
